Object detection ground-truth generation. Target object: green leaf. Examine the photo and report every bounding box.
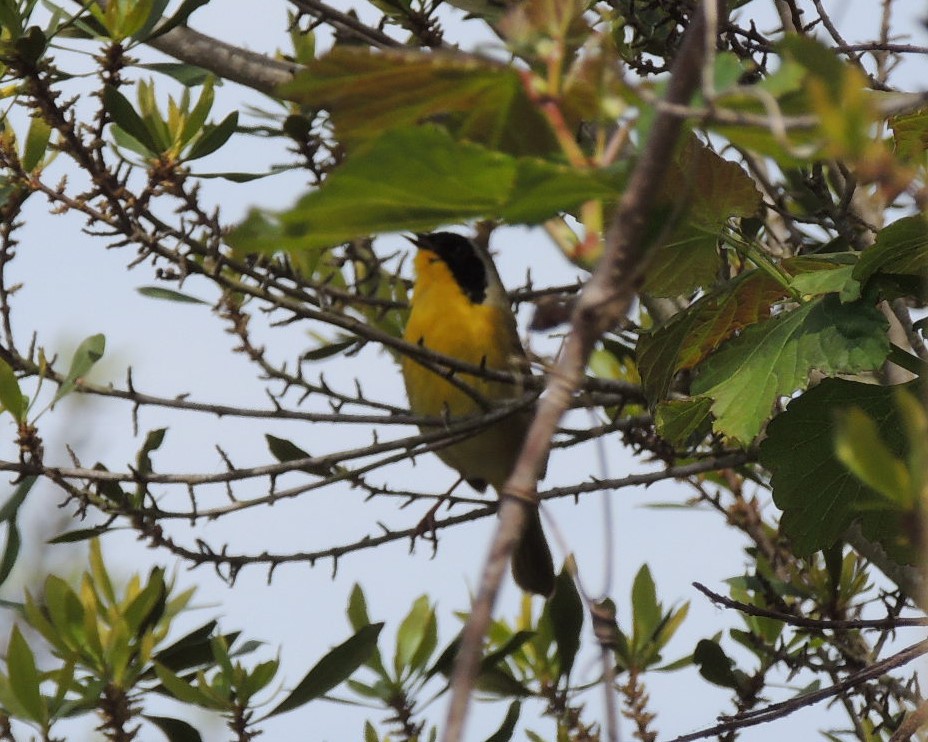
[267,622,384,717]
[637,270,787,401]
[136,286,207,304]
[546,568,583,681]
[854,215,928,295]
[834,407,911,506]
[691,296,889,442]
[7,625,45,724]
[0,476,36,522]
[631,564,660,650]
[185,111,238,161]
[346,585,387,678]
[785,256,857,297]
[654,397,713,447]
[645,141,762,296]
[140,0,210,42]
[394,596,433,676]
[143,714,204,742]
[123,571,167,636]
[484,700,521,742]
[136,428,166,478]
[0,522,21,588]
[693,638,738,689]
[302,338,360,361]
[152,621,218,672]
[154,663,224,709]
[103,86,160,154]
[280,47,557,157]
[47,526,111,544]
[22,116,51,172]
[136,62,212,87]
[347,584,371,631]
[0,359,25,421]
[53,333,105,404]
[227,126,621,253]
[760,379,914,558]
[264,434,334,476]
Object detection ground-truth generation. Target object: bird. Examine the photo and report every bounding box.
[400,231,555,597]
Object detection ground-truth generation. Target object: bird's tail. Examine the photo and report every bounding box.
[511,508,555,597]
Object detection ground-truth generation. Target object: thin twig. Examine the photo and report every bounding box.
[693,582,928,630]
[665,639,928,741]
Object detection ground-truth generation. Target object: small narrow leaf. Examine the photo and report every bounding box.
[143,714,204,742]
[7,625,45,724]
[267,622,384,717]
[547,569,583,681]
[185,111,238,161]
[103,86,160,154]
[484,700,521,742]
[53,333,106,404]
[0,359,25,421]
[22,116,51,171]
[137,286,208,304]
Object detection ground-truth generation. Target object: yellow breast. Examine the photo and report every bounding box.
[401,250,530,488]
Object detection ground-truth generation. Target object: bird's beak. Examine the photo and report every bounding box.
[405,233,429,250]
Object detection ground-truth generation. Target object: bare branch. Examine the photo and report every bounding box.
[442,3,724,739]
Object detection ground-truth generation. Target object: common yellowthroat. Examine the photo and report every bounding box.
[401,231,555,597]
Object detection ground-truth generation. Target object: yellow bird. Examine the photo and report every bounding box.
[401,231,555,597]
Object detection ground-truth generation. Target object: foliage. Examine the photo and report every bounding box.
[0,0,923,739]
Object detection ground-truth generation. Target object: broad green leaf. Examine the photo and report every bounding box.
[143,714,204,742]
[546,568,582,682]
[834,407,911,506]
[760,379,914,558]
[891,108,928,165]
[228,126,621,253]
[103,86,159,154]
[0,359,25,421]
[280,47,557,156]
[637,271,786,401]
[267,622,384,717]
[7,625,45,724]
[645,141,762,296]
[854,215,928,294]
[691,296,889,442]
[654,397,713,447]
[785,255,857,297]
[137,286,207,304]
[53,333,106,404]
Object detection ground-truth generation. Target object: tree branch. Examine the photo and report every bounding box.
[441,3,724,740]
[665,639,928,741]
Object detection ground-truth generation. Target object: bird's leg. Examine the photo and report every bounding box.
[412,475,466,556]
